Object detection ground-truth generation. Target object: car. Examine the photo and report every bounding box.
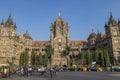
[88,67,98,72]
[37,67,45,72]
[62,67,68,71]
[113,66,120,72]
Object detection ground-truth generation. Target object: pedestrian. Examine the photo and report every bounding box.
[110,65,112,72]
[50,68,53,78]
[21,68,24,76]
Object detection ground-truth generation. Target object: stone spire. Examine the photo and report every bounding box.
[108,12,116,25]
[6,13,13,25]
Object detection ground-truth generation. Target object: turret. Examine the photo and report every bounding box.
[5,14,13,26]
[108,12,116,26]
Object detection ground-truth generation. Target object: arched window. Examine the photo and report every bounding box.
[113,29,118,36]
[1,48,6,56]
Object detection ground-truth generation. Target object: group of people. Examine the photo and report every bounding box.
[20,67,33,76]
[20,67,57,77]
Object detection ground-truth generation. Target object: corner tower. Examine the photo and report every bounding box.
[50,14,69,66]
[105,12,120,64]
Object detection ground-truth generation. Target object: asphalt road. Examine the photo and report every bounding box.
[0,71,120,80]
[51,71,120,80]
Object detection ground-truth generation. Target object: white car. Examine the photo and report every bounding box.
[37,67,45,72]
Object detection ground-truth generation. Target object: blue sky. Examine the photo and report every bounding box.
[0,0,120,41]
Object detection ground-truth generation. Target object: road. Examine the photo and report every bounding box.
[0,71,120,80]
[52,71,120,80]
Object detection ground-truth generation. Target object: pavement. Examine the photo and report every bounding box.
[0,71,120,80]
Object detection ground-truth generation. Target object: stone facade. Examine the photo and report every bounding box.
[50,16,69,66]
[87,13,120,65]
[0,13,120,66]
[0,15,32,65]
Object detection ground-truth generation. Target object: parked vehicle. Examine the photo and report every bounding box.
[37,67,45,72]
[113,66,120,72]
[0,63,10,78]
[88,67,98,72]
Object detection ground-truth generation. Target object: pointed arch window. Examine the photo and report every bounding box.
[1,48,6,56]
[4,29,9,36]
[113,29,118,36]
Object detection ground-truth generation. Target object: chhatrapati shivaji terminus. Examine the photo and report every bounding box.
[0,13,120,67]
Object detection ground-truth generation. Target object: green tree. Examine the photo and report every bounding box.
[19,52,24,66]
[62,45,71,66]
[19,51,29,67]
[24,51,29,66]
[45,45,54,67]
[78,52,84,65]
[85,49,92,65]
[103,50,110,67]
[98,50,104,66]
[95,50,99,64]
[42,53,48,66]
[38,52,43,66]
[31,50,36,66]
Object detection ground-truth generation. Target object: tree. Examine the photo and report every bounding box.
[24,51,29,66]
[98,50,104,66]
[42,53,48,67]
[19,51,29,67]
[103,50,110,67]
[19,52,24,66]
[38,52,43,66]
[95,50,99,64]
[85,49,92,65]
[45,45,54,67]
[31,50,36,66]
[78,52,84,65]
[62,45,71,66]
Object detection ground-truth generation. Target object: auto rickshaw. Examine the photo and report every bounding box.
[0,63,10,78]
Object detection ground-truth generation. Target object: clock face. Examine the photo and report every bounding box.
[59,39,61,42]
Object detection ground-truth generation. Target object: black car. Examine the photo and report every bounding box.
[88,67,98,72]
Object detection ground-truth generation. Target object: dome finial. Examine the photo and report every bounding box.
[58,12,61,17]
